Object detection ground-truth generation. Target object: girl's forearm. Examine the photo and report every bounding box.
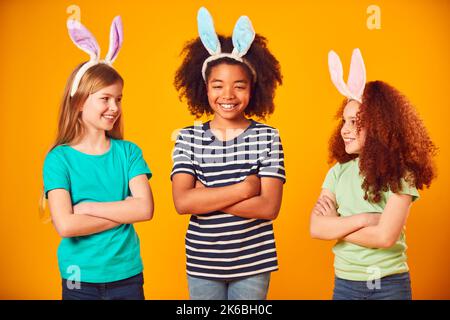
[60,214,120,238]
[222,195,280,220]
[80,198,153,224]
[310,214,367,240]
[175,182,253,215]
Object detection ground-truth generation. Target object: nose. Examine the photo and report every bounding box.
[109,100,119,113]
[222,86,235,100]
[341,122,351,135]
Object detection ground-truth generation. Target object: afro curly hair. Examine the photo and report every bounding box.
[174,34,282,120]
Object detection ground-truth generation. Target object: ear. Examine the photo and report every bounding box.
[231,16,255,57]
[105,16,124,64]
[347,48,366,101]
[67,19,100,62]
[328,50,352,98]
[197,7,221,55]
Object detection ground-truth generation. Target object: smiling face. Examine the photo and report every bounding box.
[341,99,366,154]
[80,82,123,133]
[206,63,251,123]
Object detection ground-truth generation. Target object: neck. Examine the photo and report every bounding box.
[210,115,250,129]
[72,128,110,153]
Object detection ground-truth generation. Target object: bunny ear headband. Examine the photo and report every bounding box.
[197,7,257,82]
[328,48,366,103]
[67,16,123,97]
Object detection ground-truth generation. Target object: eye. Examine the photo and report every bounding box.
[101,97,109,101]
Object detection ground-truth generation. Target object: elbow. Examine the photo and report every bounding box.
[56,222,75,238]
[378,235,398,249]
[309,222,332,240]
[261,201,281,220]
[263,208,279,221]
[173,199,191,215]
[142,206,154,221]
[310,226,324,240]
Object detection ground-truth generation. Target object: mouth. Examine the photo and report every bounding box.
[343,137,355,145]
[218,103,238,111]
[102,114,117,122]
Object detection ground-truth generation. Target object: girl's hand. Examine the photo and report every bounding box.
[73,202,92,215]
[312,196,338,217]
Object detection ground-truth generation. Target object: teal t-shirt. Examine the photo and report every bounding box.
[43,139,152,283]
[322,157,419,281]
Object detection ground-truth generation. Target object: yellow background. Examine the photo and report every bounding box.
[0,0,449,299]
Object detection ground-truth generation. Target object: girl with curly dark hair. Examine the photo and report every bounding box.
[310,49,436,300]
[171,7,285,300]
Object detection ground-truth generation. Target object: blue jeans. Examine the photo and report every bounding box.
[333,272,412,300]
[62,272,145,300]
[187,273,271,300]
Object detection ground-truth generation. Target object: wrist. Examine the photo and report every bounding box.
[238,181,251,200]
[358,213,369,228]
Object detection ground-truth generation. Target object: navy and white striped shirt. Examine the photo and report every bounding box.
[171,119,286,280]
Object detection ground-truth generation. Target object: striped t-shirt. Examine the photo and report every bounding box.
[170,119,286,280]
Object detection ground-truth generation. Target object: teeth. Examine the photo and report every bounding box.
[103,115,115,119]
[220,104,236,110]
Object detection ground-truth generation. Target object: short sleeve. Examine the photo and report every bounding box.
[387,178,420,202]
[43,150,70,198]
[258,129,286,183]
[170,132,196,180]
[322,164,340,194]
[128,143,152,181]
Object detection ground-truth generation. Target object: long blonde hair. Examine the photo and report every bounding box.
[40,63,124,219]
[52,62,124,148]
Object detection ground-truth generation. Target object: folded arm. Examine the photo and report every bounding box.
[48,189,120,238]
[220,177,284,220]
[342,193,412,248]
[309,189,380,240]
[73,174,154,224]
[171,173,260,215]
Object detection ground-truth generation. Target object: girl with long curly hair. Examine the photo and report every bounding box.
[171,7,284,300]
[310,49,436,300]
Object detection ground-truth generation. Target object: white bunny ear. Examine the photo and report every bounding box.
[105,16,123,64]
[67,19,100,62]
[347,48,366,102]
[328,50,353,99]
[231,16,255,57]
[197,7,221,55]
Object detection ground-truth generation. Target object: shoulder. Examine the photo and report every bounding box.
[44,145,68,164]
[326,160,352,177]
[174,124,207,143]
[251,122,282,143]
[112,139,144,155]
[178,125,202,136]
[252,121,279,134]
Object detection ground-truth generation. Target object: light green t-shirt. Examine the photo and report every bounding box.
[322,157,419,281]
[43,139,152,283]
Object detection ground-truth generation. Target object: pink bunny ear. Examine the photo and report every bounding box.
[328,50,352,99]
[67,19,100,61]
[347,48,366,102]
[105,16,123,64]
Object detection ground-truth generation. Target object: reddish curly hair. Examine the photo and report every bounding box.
[328,81,437,203]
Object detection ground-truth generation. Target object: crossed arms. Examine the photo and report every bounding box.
[47,174,154,238]
[171,173,284,220]
[309,188,412,248]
